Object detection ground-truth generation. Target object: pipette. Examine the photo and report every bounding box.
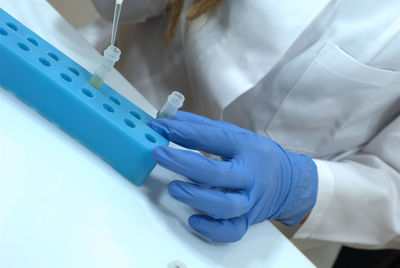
[89,0,123,90]
[111,0,123,46]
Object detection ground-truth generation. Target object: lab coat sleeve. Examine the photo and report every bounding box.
[294,116,400,249]
[91,0,167,24]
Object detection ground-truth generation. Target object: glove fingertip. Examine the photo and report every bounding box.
[188,214,201,228]
[189,215,249,243]
[151,146,169,163]
[188,215,219,241]
[147,119,158,129]
[171,110,188,120]
[187,215,215,243]
[167,180,183,198]
[148,120,170,138]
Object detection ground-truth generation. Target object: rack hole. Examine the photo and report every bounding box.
[39,57,51,67]
[129,110,141,120]
[6,22,17,31]
[60,73,72,82]
[103,104,114,113]
[17,42,29,51]
[82,88,93,98]
[47,52,59,61]
[0,28,7,36]
[109,96,120,105]
[27,37,38,46]
[145,133,157,143]
[124,119,136,128]
[68,67,80,76]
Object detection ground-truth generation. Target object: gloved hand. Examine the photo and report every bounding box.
[149,111,318,243]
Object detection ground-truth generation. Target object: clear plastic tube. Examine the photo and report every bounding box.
[89,45,121,90]
[157,91,185,119]
[111,0,123,46]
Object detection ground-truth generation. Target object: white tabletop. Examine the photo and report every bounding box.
[0,1,314,267]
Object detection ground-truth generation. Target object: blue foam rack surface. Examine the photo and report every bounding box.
[0,8,168,186]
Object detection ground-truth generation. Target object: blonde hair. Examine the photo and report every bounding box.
[165,0,223,45]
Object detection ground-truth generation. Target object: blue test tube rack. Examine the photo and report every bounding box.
[0,9,168,186]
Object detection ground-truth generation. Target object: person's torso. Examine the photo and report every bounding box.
[120,0,400,159]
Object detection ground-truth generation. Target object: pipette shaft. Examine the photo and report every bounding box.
[89,0,123,90]
[111,0,123,46]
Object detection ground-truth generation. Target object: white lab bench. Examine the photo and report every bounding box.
[0,0,315,267]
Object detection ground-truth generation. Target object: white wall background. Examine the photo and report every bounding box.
[47,0,100,28]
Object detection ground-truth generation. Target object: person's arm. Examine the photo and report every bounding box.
[91,0,167,24]
[295,115,400,249]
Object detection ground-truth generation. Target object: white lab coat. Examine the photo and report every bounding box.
[89,0,400,265]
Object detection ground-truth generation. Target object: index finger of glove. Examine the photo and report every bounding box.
[149,119,239,158]
[173,111,248,133]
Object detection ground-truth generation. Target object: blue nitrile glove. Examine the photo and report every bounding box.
[148,111,318,243]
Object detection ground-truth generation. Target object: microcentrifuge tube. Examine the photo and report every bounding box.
[157,91,185,119]
[89,45,121,90]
